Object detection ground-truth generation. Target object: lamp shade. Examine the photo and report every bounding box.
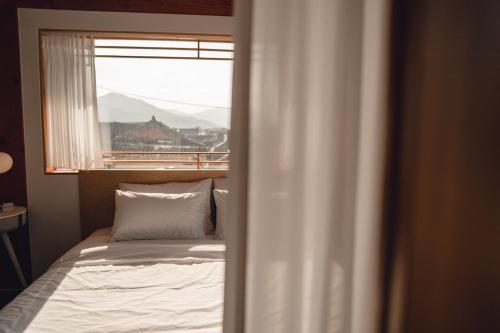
[0,152,13,174]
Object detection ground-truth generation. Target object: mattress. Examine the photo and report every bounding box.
[0,228,226,333]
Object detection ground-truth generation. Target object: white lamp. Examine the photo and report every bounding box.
[0,152,13,174]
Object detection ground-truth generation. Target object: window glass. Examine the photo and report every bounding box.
[95,38,233,170]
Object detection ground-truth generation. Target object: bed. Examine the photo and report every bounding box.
[0,170,227,333]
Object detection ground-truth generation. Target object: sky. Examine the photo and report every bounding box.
[95,57,233,115]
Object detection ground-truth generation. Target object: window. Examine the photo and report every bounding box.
[40,31,233,173]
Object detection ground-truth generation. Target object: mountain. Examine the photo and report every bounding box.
[191,108,230,128]
[97,93,220,129]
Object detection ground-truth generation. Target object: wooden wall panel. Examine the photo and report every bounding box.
[386,0,500,332]
[16,0,232,16]
[79,170,227,238]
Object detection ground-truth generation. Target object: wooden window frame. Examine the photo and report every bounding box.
[39,29,233,175]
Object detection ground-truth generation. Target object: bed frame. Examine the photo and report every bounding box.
[78,169,227,238]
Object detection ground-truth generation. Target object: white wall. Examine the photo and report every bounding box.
[17,8,233,278]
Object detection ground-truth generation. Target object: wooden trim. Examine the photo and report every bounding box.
[94,40,234,60]
[95,46,233,52]
[45,168,79,175]
[95,55,231,60]
[94,36,234,43]
[103,151,229,155]
[38,29,52,176]
[45,167,229,175]
[39,29,233,41]
[102,159,229,164]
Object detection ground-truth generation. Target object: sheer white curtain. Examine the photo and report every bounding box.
[225,0,390,332]
[42,33,102,170]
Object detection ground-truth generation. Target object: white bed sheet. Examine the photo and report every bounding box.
[0,228,225,333]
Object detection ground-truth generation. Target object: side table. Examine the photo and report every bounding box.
[0,206,28,288]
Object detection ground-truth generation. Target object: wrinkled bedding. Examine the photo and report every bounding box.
[0,229,225,333]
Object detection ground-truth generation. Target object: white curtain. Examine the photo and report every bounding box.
[225,0,390,332]
[42,33,102,170]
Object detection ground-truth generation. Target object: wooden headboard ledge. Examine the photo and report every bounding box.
[78,169,227,238]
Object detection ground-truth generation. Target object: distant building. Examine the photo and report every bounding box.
[99,116,228,154]
[178,127,201,136]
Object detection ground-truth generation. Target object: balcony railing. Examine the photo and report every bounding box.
[102,151,229,170]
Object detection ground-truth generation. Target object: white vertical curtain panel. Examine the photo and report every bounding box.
[231,0,390,332]
[42,33,102,170]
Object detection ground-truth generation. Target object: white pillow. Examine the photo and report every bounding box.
[214,189,228,240]
[119,178,212,193]
[213,178,228,191]
[119,179,213,234]
[111,190,207,242]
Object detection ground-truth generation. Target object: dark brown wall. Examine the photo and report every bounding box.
[16,0,232,16]
[0,0,231,307]
[0,0,31,302]
[386,0,500,332]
